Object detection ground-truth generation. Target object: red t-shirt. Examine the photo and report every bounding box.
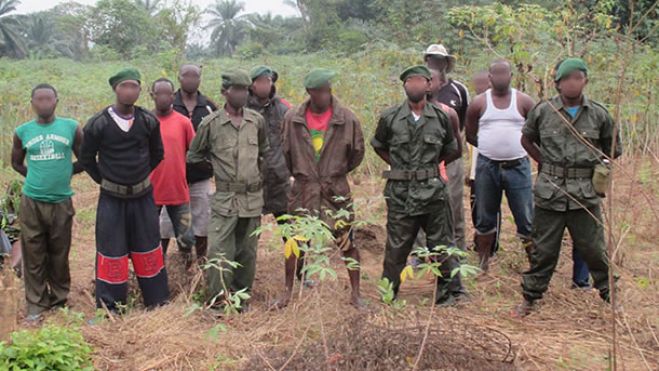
[305,106,333,159]
[150,110,195,205]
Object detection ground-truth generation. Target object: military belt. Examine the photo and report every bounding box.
[541,164,594,178]
[216,181,263,193]
[101,178,151,197]
[382,168,440,181]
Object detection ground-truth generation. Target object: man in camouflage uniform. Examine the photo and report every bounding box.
[372,65,466,305]
[516,58,621,316]
[187,70,269,311]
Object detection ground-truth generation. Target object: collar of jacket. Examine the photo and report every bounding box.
[291,95,346,126]
[174,89,212,109]
[550,94,592,111]
[395,100,439,121]
[216,108,257,126]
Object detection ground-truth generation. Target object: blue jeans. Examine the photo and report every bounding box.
[474,155,533,238]
[157,204,195,253]
[572,247,591,287]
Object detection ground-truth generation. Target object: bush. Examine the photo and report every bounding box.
[0,325,93,370]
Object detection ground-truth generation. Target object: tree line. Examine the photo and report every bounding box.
[0,0,655,61]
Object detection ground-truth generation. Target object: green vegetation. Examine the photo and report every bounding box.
[0,324,93,370]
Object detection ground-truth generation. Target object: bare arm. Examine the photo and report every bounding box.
[521,133,542,165]
[72,126,84,175]
[443,108,462,164]
[11,134,27,177]
[465,94,484,147]
[517,92,536,118]
[374,148,391,165]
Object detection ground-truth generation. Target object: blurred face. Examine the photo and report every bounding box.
[151,81,175,112]
[557,71,588,100]
[472,73,490,95]
[179,65,201,94]
[404,75,430,103]
[31,88,58,119]
[251,75,273,99]
[307,85,332,111]
[223,85,249,109]
[114,80,141,106]
[489,62,512,91]
[425,55,448,72]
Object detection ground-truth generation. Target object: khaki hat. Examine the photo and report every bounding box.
[423,44,456,73]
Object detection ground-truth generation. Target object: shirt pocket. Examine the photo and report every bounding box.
[575,129,601,163]
[390,134,411,165]
[420,135,442,165]
[533,174,558,200]
[539,125,563,162]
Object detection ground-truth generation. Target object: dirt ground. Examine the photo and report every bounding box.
[4,155,659,370]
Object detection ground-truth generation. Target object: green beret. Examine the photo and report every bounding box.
[304,68,336,89]
[400,65,431,82]
[221,69,252,87]
[109,68,141,87]
[555,58,588,82]
[250,65,278,83]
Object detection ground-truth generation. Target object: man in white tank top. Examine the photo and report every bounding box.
[465,59,535,272]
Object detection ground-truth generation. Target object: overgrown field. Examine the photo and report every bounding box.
[1,47,657,172]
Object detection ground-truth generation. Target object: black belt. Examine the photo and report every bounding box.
[483,156,525,169]
[216,181,262,193]
[101,178,151,196]
[541,164,593,178]
[382,168,439,181]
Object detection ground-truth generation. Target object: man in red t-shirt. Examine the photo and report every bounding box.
[150,78,196,265]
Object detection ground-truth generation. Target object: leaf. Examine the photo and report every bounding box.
[283,238,298,258]
[399,265,414,283]
[292,234,308,242]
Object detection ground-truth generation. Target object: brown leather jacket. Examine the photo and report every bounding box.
[281,96,365,223]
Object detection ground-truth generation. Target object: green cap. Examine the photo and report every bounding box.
[109,68,141,87]
[304,68,336,89]
[400,65,431,82]
[250,65,278,83]
[555,58,588,82]
[221,69,252,87]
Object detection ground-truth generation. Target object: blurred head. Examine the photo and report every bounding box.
[251,74,273,100]
[151,78,175,113]
[31,84,58,119]
[429,69,443,95]
[404,75,430,104]
[557,70,588,100]
[222,84,249,110]
[114,80,142,106]
[489,59,512,92]
[554,58,588,99]
[307,84,332,111]
[178,64,202,94]
[472,71,490,95]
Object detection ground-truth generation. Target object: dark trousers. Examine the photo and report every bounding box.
[383,205,462,300]
[522,205,609,301]
[19,196,74,316]
[95,191,169,311]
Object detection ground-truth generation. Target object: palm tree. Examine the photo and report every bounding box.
[206,0,248,56]
[0,0,26,58]
[23,14,71,59]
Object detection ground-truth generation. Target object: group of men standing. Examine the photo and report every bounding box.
[10,43,620,321]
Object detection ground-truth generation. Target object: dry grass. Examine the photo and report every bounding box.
[4,155,658,370]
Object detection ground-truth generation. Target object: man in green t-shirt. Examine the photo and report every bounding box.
[11,83,84,322]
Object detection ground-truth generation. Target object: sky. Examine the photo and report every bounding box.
[15,0,299,16]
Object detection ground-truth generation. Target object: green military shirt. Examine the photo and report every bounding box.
[522,95,622,211]
[187,108,270,218]
[371,101,457,216]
